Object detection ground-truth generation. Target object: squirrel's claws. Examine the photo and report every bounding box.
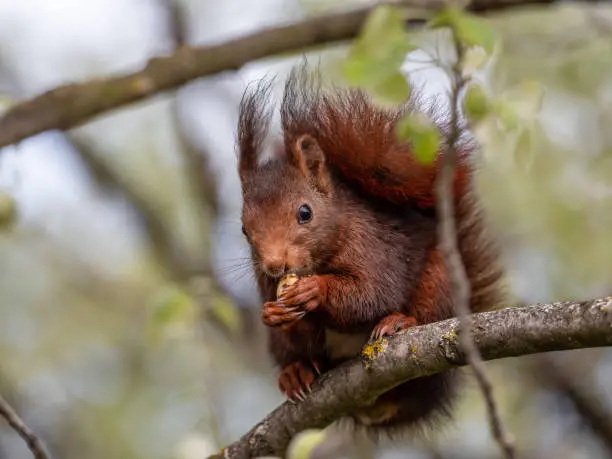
[278,361,319,404]
[262,301,310,328]
[371,313,418,340]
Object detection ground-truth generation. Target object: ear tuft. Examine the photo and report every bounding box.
[237,78,275,182]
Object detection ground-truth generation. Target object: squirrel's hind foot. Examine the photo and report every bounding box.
[370,312,417,341]
[278,359,323,403]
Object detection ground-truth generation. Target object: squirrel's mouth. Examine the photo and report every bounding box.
[262,268,285,279]
[264,266,313,279]
[287,267,315,278]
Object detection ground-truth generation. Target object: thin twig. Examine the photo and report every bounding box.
[159,0,188,46]
[0,393,49,459]
[434,26,516,459]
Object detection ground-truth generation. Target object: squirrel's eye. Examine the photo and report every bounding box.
[241,225,248,237]
[297,204,313,224]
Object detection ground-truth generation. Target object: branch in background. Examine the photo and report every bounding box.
[0,0,587,150]
[65,2,233,331]
[0,392,49,459]
[67,135,190,281]
[159,0,188,47]
[65,0,217,284]
[435,23,515,459]
[211,298,612,459]
[534,355,612,455]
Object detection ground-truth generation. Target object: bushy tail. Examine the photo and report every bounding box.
[347,371,460,440]
[455,180,506,313]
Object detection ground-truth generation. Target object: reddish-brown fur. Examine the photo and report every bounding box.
[237,63,504,437]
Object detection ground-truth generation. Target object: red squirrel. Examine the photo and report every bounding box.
[237,63,504,436]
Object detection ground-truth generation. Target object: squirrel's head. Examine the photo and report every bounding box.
[238,134,341,279]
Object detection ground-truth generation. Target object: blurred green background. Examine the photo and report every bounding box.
[0,1,611,458]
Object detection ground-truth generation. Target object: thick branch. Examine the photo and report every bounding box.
[0,0,577,150]
[212,298,612,459]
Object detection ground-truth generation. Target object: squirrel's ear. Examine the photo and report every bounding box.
[238,144,258,183]
[291,134,331,194]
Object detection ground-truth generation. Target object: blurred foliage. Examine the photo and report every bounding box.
[396,113,441,163]
[342,5,413,103]
[463,83,493,123]
[0,191,17,230]
[286,429,327,459]
[476,5,612,302]
[1,2,612,459]
[429,6,498,54]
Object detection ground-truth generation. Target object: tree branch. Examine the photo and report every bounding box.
[210,298,612,459]
[534,354,612,454]
[0,0,584,150]
[0,392,49,459]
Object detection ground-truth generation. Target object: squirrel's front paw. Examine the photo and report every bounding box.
[278,275,324,313]
[262,301,306,329]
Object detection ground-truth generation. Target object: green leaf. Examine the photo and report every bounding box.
[0,192,17,231]
[151,285,194,325]
[463,84,492,124]
[456,16,497,55]
[396,113,441,164]
[501,79,546,119]
[210,293,242,335]
[461,46,489,77]
[369,71,412,104]
[354,5,410,56]
[430,7,497,55]
[492,100,520,132]
[287,429,327,459]
[342,5,415,103]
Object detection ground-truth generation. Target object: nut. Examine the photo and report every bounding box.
[277,273,299,299]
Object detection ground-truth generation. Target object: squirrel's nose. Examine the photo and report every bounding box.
[263,258,286,278]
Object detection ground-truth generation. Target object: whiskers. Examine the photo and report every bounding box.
[215,256,258,284]
[211,217,259,284]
